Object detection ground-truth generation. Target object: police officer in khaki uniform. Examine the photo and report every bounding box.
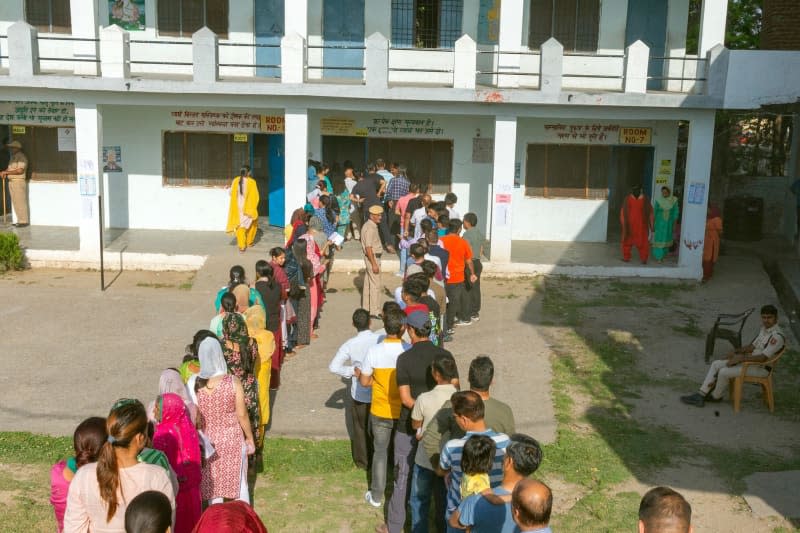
[361,204,384,318]
[1,141,29,226]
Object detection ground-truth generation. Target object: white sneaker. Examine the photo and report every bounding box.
[365,490,382,508]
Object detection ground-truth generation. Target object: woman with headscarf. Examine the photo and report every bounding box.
[298,219,327,339]
[226,166,259,254]
[254,260,283,390]
[290,239,314,348]
[194,338,255,506]
[148,369,198,426]
[221,314,261,464]
[703,205,723,282]
[653,186,680,262]
[242,306,274,458]
[192,500,268,533]
[152,393,201,533]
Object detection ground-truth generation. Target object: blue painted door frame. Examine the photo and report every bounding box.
[268,135,286,227]
[625,0,668,90]
[255,0,284,78]
[322,0,365,79]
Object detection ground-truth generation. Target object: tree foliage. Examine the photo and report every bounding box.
[686,0,762,54]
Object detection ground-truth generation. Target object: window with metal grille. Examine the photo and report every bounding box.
[158,0,229,39]
[528,0,599,52]
[525,144,609,198]
[25,0,71,34]
[10,126,76,182]
[367,138,453,193]
[163,131,249,187]
[392,0,463,49]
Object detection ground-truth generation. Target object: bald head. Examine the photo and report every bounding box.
[638,487,692,533]
[511,478,552,529]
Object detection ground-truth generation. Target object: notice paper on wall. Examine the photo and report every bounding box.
[687,181,706,205]
[57,128,76,151]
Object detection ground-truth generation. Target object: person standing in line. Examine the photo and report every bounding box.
[702,205,723,282]
[361,205,385,318]
[510,479,553,533]
[344,162,361,239]
[652,186,679,263]
[0,140,29,226]
[638,486,693,533]
[379,310,455,533]
[328,309,379,470]
[226,166,259,254]
[376,158,394,197]
[444,193,460,220]
[461,213,485,322]
[620,185,653,264]
[440,219,477,331]
[359,309,410,509]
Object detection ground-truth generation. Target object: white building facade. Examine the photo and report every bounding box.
[1,0,798,277]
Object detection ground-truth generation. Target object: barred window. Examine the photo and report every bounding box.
[525,144,609,198]
[367,138,453,194]
[392,0,463,49]
[163,131,249,187]
[158,0,229,39]
[528,0,599,52]
[25,0,71,34]
[10,126,77,182]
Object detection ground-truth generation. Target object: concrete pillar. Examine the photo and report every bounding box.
[74,104,103,258]
[281,32,306,84]
[365,32,389,89]
[284,108,309,225]
[8,22,39,77]
[462,0,480,41]
[365,0,391,39]
[705,44,729,100]
[454,35,477,89]
[192,27,218,83]
[286,0,308,40]
[70,0,99,76]
[623,40,650,94]
[498,0,524,87]
[698,0,729,56]
[678,112,716,277]
[100,25,130,79]
[539,38,563,95]
[490,116,517,263]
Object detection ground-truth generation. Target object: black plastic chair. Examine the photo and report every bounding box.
[704,307,755,363]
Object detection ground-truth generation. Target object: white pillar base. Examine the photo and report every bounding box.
[489,116,517,263]
[284,109,309,225]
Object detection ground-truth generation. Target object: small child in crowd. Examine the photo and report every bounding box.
[459,434,495,500]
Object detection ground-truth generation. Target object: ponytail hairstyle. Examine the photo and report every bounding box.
[319,194,337,225]
[227,265,246,291]
[73,417,108,469]
[255,260,275,289]
[220,292,237,313]
[96,399,148,522]
[239,165,251,195]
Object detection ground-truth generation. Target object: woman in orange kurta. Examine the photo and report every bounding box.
[620,186,654,264]
[226,166,259,253]
[703,205,723,281]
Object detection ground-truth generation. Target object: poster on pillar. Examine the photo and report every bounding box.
[108,0,146,31]
[103,146,123,172]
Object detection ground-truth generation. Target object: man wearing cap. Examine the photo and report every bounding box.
[1,141,29,226]
[362,204,385,318]
[377,309,455,533]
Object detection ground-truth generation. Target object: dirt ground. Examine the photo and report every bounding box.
[1,250,798,531]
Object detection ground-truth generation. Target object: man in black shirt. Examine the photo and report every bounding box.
[380,310,455,533]
[352,163,394,251]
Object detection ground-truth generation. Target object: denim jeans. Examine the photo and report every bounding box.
[387,432,417,533]
[398,247,408,275]
[410,464,434,533]
[369,415,397,503]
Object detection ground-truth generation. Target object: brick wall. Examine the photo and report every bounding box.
[761,0,800,50]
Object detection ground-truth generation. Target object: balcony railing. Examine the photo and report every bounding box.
[0,22,709,96]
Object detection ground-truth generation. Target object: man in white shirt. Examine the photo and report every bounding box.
[328,308,380,470]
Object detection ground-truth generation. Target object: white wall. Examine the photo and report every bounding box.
[100,105,281,231]
[513,118,679,242]
[723,50,800,109]
[29,182,79,226]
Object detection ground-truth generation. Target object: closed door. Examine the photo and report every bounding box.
[625,0,668,90]
[268,135,286,227]
[254,0,284,78]
[322,0,365,79]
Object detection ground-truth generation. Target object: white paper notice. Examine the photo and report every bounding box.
[81,197,93,219]
[494,204,511,227]
[57,128,76,151]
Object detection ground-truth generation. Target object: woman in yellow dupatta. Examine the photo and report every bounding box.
[227,166,259,253]
[243,305,275,443]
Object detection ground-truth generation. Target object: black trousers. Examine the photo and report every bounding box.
[350,399,372,470]
[464,259,482,316]
[445,282,467,328]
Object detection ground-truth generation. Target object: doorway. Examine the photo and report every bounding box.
[251,133,286,227]
[322,0,365,79]
[625,0,668,91]
[606,146,655,239]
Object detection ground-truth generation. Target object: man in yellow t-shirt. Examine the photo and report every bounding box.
[359,308,410,508]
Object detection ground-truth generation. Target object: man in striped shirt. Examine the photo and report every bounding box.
[436,391,510,530]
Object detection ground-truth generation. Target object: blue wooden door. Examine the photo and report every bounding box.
[268,135,286,227]
[323,0,365,79]
[255,0,284,78]
[625,0,668,90]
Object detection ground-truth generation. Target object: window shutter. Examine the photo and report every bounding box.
[525,144,547,196]
[575,0,599,52]
[163,132,186,185]
[51,0,72,34]
[181,0,205,36]
[206,0,229,39]
[528,0,552,50]
[25,0,52,32]
[438,0,464,49]
[158,0,182,37]
[552,0,577,51]
[391,0,415,48]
